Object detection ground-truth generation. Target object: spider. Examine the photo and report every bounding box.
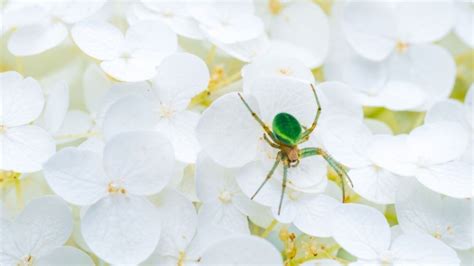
[238,84,353,215]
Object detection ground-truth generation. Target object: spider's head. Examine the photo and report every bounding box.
[272,112,302,147]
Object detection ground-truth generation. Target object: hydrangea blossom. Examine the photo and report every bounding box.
[43,131,175,264]
[0,71,55,173]
[0,196,93,266]
[331,203,460,265]
[72,19,178,81]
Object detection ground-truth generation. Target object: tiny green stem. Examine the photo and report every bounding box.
[55,131,98,140]
[260,219,278,238]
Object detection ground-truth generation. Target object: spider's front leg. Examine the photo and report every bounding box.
[278,162,289,215]
[299,84,322,143]
[238,93,279,143]
[299,147,353,203]
[251,152,282,200]
[263,134,280,149]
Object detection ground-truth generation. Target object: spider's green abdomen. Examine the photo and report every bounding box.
[272,113,302,146]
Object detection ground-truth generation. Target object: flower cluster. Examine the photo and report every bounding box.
[1,0,472,266]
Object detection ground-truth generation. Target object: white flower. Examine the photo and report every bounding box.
[0,196,93,266]
[331,203,460,265]
[144,188,246,265]
[0,71,56,173]
[242,55,315,89]
[5,0,105,56]
[71,19,178,82]
[43,131,175,264]
[198,235,283,266]
[396,179,472,250]
[321,116,402,204]
[102,52,209,163]
[127,0,204,39]
[259,0,330,68]
[35,81,69,135]
[195,152,269,233]
[188,0,264,44]
[368,121,472,198]
[301,259,342,266]
[325,0,456,111]
[453,1,474,48]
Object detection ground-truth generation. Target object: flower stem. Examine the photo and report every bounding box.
[260,219,278,238]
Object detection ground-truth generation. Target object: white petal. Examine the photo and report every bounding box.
[125,19,178,64]
[51,0,106,24]
[395,1,454,43]
[301,259,342,266]
[0,218,20,265]
[242,55,315,89]
[293,194,340,237]
[214,33,269,62]
[454,3,474,48]
[416,160,473,199]
[155,111,201,163]
[71,20,123,60]
[151,189,197,257]
[425,99,467,126]
[1,125,55,173]
[350,166,401,204]
[367,134,418,176]
[269,2,329,68]
[320,117,372,168]
[153,53,209,110]
[396,179,472,250]
[195,152,237,203]
[8,22,67,56]
[199,235,283,266]
[331,204,390,260]
[81,195,160,265]
[390,233,459,265]
[376,81,427,111]
[103,131,175,195]
[286,155,327,192]
[36,246,94,266]
[196,92,261,168]
[408,121,469,165]
[100,57,158,82]
[102,95,155,140]
[236,161,281,207]
[342,1,396,61]
[387,44,456,110]
[43,147,108,206]
[54,110,93,144]
[247,77,316,126]
[198,203,249,234]
[36,81,69,133]
[1,72,44,127]
[83,63,111,114]
[14,196,72,257]
[317,81,364,122]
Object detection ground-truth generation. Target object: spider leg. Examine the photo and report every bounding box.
[263,134,280,149]
[278,163,288,215]
[299,147,353,203]
[299,84,322,143]
[238,93,278,143]
[251,152,282,200]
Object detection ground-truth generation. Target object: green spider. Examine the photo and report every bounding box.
[238,84,353,214]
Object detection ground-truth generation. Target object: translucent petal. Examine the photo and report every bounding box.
[199,236,283,266]
[36,246,94,266]
[349,166,401,204]
[396,179,472,250]
[36,81,69,134]
[8,22,68,56]
[196,92,260,168]
[390,233,459,265]
[81,195,161,265]
[153,53,209,110]
[43,148,108,206]
[1,125,55,173]
[14,196,72,257]
[103,131,175,195]
[1,72,44,127]
[293,194,339,237]
[82,63,111,114]
[71,20,123,60]
[331,204,390,260]
[342,1,397,61]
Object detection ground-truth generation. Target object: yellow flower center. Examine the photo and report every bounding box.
[218,190,232,203]
[395,41,409,53]
[107,182,127,194]
[269,0,283,15]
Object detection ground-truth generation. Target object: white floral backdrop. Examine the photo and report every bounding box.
[0,0,472,265]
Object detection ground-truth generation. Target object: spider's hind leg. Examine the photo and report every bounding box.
[299,147,353,203]
[299,84,322,143]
